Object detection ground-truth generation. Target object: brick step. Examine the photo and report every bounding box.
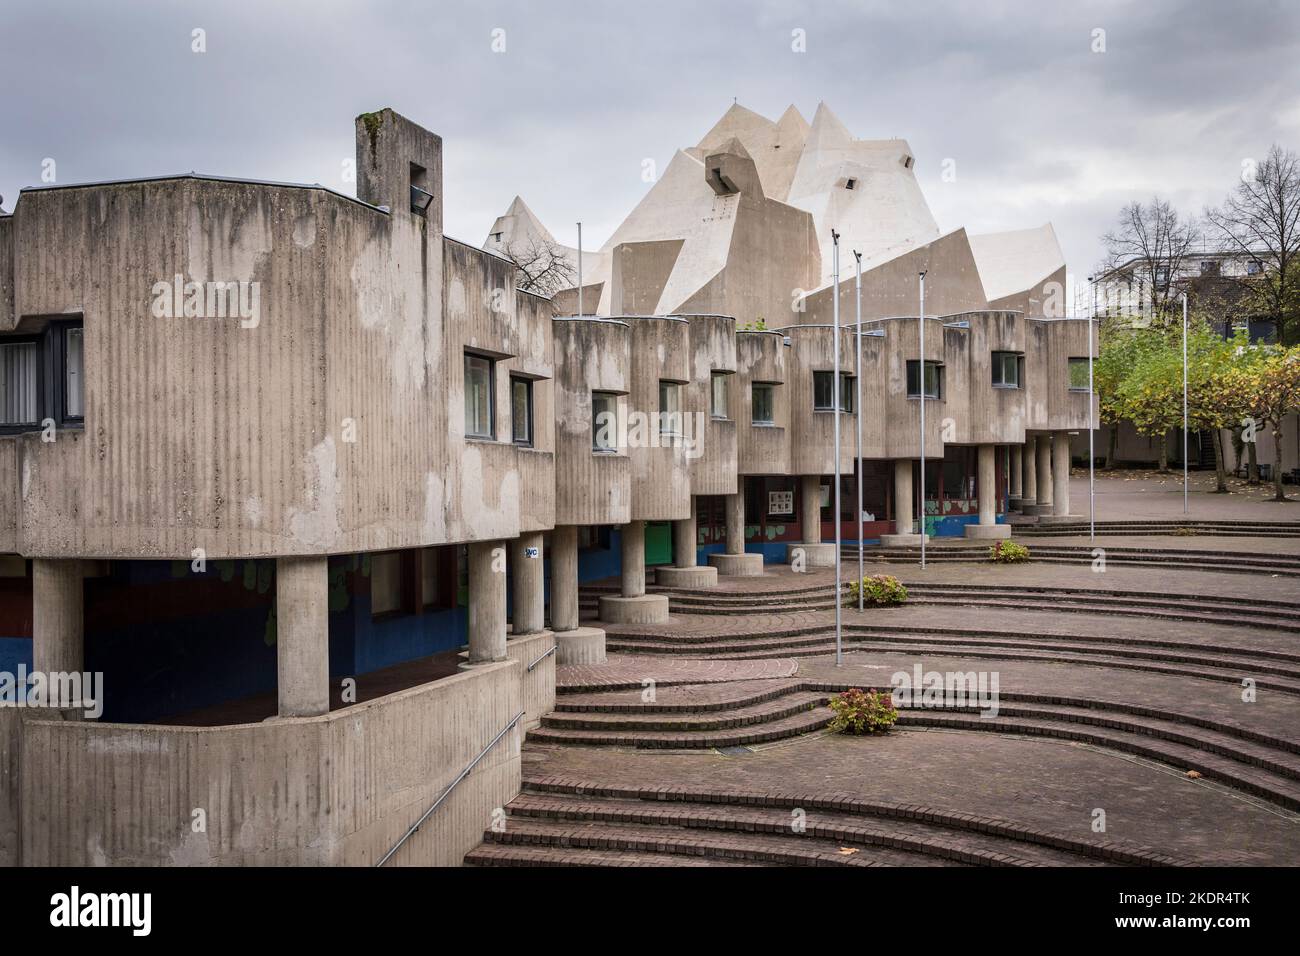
[501,793,1095,866]
[526,706,831,748]
[557,678,805,713]
[476,817,960,866]
[519,776,1185,865]
[895,711,1300,811]
[605,631,1300,681]
[464,843,765,867]
[611,639,1300,696]
[603,620,1300,665]
[542,691,830,731]
[846,554,1300,576]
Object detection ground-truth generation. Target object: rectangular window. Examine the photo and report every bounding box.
[906,360,942,399]
[991,351,1022,388]
[751,383,775,425]
[64,327,84,420]
[813,371,853,411]
[710,372,728,419]
[510,376,532,446]
[592,391,618,451]
[659,380,681,436]
[0,342,39,426]
[464,353,494,439]
[1068,357,1091,391]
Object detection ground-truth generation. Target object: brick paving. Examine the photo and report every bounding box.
[556,655,798,691]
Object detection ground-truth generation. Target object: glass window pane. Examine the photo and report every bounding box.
[1069,358,1090,390]
[592,392,617,450]
[371,552,402,617]
[0,342,39,425]
[813,371,833,409]
[839,373,854,412]
[659,381,680,435]
[711,372,727,418]
[511,378,531,444]
[464,355,493,438]
[752,384,774,424]
[65,328,85,418]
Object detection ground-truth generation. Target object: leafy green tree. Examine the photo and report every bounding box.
[1228,346,1300,501]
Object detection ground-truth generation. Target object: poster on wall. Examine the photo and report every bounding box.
[768,490,794,515]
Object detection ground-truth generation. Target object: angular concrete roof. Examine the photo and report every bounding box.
[968,223,1066,302]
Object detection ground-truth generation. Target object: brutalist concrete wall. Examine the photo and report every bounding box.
[0,215,13,329]
[553,317,631,526]
[679,314,738,496]
[735,330,790,475]
[785,325,863,475]
[958,311,1028,446]
[626,316,691,521]
[1043,318,1097,432]
[19,660,522,866]
[878,317,947,461]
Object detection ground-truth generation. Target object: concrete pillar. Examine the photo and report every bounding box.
[659,497,718,587]
[709,489,765,576]
[511,532,545,636]
[620,520,646,598]
[599,520,669,624]
[672,500,697,568]
[1052,432,1072,517]
[276,556,330,717]
[1022,437,1037,507]
[800,474,822,544]
[549,525,606,665]
[880,459,926,547]
[33,560,84,677]
[1009,445,1023,499]
[965,445,1012,539]
[1036,434,1054,512]
[550,525,579,632]
[466,541,507,664]
[725,492,745,555]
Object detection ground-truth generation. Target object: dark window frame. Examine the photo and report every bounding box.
[1068,357,1092,392]
[464,351,496,440]
[710,371,729,420]
[813,371,854,412]
[509,375,533,447]
[991,350,1024,389]
[0,317,85,435]
[592,390,619,452]
[906,360,943,400]
[751,382,776,425]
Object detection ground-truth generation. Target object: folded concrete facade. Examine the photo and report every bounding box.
[0,105,1094,866]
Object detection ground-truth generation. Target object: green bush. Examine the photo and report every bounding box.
[845,574,909,606]
[827,688,899,735]
[989,540,1031,563]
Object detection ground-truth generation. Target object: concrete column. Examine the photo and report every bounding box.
[800,474,822,544]
[511,532,545,636]
[709,489,765,576]
[550,525,579,632]
[965,445,1011,539]
[1036,434,1054,512]
[276,556,330,717]
[894,459,914,534]
[1022,437,1037,506]
[672,499,697,568]
[1009,445,1023,499]
[549,525,606,665]
[620,520,646,598]
[33,559,84,682]
[467,541,507,664]
[725,492,745,555]
[1052,432,1072,517]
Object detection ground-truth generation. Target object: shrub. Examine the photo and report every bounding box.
[827,688,899,735]
[989,540,1031,563]
[845,574,908,606]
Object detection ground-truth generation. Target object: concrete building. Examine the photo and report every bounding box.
[0,104,1093,867]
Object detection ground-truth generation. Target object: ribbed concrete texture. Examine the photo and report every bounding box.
[799,475,822,545]
[1032,434,1054,515]
[655,565,718,588]
[620,520,647,598]
[963,523,1012,539]
[1021,436,1038,510]
[275,556,329,717]
[555,626,607,665]
[512,532,545,635]
[32,559,84,676]
[786,542,837,567]
[467,541,507,664]
[892,458,917,538]
[708,552,765,576]
[505,630,556,730]
[550,525,580,632]
[598,593,670,625]
[880,534,928,547]
[1052,431,1072,518]
[724,492,745,555]
[965,444,1001,539]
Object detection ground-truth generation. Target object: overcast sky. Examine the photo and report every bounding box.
[3,0,1297,296]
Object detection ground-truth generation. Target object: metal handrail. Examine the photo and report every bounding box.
[375,709,524,867]
[527,644,557,672]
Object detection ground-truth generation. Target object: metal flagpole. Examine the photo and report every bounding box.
[919,271,927,571]
[1089,277,1096,542]
[832,231,843,665]
[576,223,583,316]
[1183,292,1189,515]
[854,250,864,611]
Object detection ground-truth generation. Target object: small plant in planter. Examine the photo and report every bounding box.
[845,574,909,606]
[827,688,899,735]
[989,540,1031,563]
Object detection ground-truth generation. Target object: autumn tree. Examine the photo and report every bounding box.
[1101,197,1200,324]
[1229,346,1300,501]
